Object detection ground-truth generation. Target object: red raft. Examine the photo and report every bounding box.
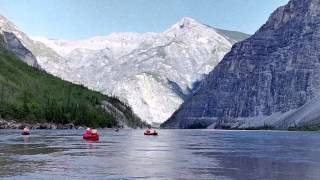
[83,129,99,141]
[144,130,158,136]
[83,133,99,141]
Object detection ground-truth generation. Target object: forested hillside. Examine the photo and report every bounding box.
[0,45,146,128]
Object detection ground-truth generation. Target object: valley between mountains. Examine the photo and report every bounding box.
[0,15,248,126]
[4,0,320,130]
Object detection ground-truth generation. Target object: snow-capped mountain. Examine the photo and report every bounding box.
[33,17,249,125]
[0,15,71,77]
[0,15,39,67]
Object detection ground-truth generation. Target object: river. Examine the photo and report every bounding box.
[0,129,319,180]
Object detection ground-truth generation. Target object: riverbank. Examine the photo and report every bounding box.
[0,119,84,130]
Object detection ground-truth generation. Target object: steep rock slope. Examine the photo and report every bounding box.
[0,16,39,68]
[163,0,320,129]
[0,15,70,77]
[33,17,249,125]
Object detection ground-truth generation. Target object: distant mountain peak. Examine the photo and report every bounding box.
[165,17,212,33]
[177,17,203,28]
[0,15,18,32]
[0,15,9,22]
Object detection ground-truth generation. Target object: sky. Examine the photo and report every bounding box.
[0,0,289,40]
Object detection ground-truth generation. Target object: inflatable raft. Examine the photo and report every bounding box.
[83,129,99,141]
[144,130,158,136]
[83,133,99,141]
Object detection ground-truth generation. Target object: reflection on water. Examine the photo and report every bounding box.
[0,129,320,179]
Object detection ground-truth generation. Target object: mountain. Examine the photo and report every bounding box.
[0,15,71,78]
[162,0,320,129]
[0,22,145,129]
[0,16,39,68]
[33,17,249,125]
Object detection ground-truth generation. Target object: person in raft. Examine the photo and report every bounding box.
[90,129,99,141]
[21,127,30,135]
[83,128,92,139]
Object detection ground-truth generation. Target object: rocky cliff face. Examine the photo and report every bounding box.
[0,15,70,75]
[33,17,249,125]
[0,17,39,68]
[163,0,320,129]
